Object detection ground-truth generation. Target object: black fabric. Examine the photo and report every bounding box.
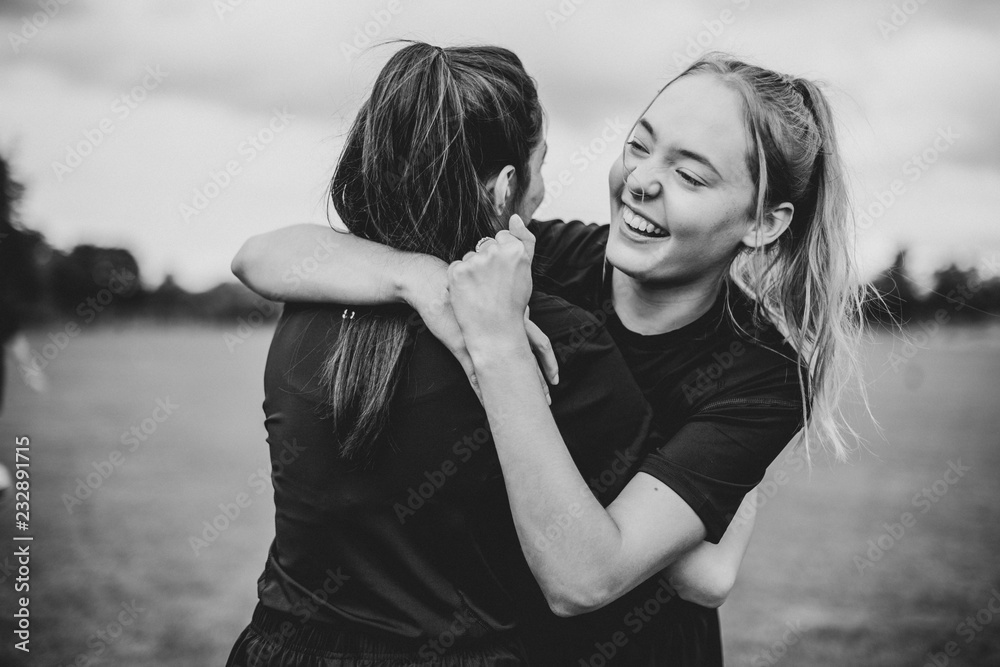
[227,603,528,666]
[245,292,664,665]
[526,217,808,666]
[531,217,806,542]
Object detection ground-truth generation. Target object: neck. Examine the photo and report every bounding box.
[610,267,725,335]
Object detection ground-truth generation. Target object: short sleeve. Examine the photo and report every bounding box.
[529,219,608,310]
[637,364,805,543]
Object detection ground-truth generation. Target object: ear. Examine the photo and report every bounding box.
[488,165,517,216]
[742,202,794,249]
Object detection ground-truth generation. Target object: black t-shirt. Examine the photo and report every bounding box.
[525,218,807,666]
[256,292,664,661]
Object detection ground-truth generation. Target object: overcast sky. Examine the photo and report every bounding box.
[1,0,998,290]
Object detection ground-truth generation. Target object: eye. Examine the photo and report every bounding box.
[677,170,705,187]
[626,139,648,154]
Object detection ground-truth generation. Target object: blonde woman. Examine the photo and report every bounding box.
[235,53,866,665]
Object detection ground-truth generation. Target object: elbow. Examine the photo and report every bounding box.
[231,236,275,299]
[542,578,618,618]
[546,595,590,618]
[673,571,736,609]
[231,238,256,282]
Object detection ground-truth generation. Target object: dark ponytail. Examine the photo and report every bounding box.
[322,42,543,462]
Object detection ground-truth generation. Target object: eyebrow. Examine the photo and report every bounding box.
[676,149,722,179]
[637,118,723,180]
[638,118,657,141]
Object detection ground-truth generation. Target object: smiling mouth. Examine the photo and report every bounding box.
[622,205,668,238]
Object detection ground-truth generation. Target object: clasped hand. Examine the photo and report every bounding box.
[410,214,557,404]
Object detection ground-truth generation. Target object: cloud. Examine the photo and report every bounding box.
[0,0,997,289]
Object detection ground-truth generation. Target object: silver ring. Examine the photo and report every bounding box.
[475,237,493,252]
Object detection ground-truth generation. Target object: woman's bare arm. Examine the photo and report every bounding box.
[448,218,710,616]
[663,489,759,608]
[232,224,444,305]
[232,224,558,395]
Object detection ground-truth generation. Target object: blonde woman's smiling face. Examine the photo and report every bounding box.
[606,73,759,287]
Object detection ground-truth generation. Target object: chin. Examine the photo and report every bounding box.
[605,236,659,283]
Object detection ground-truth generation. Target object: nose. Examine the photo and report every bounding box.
[624,162,662,201]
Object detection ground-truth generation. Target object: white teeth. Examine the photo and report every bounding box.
[622,206,667,237]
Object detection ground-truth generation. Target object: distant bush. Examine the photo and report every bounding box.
[867,250,1000,327]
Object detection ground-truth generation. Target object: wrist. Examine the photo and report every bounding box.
[467,330,533,371]
[396,254,448,307]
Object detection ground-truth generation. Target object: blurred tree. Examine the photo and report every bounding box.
[869,250,919,325]
[48,244,143,317]
[0,153,46,410]
[926,263,1000,323]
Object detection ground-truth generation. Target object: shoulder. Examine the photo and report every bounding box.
[265,303,345,392]
[272,302,344,349]
[530,217,608,248]
[528,291,614,364]
[531,218,608,268]
[530,218,609,310]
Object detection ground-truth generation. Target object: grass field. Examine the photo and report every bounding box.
[1,322,999,666]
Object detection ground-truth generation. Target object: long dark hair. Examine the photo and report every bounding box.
[322,42,543,462]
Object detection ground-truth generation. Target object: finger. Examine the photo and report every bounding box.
[454,347,484,405]
[525,318,559,385]
[508,213,529,239]
[494,229,518,245]
[535,356,551,406]
[447,260,467,288]
[471,372,484,405]
[508,214,535,256]
[495,231,526,257]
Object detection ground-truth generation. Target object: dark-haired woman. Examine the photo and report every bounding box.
[234,53,868,665]
[225,43,743,667]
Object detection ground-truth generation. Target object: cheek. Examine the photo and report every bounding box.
[678,208,749,266]
[532,174,546,202]
[673,193,746,239]
[608,156,626,197]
